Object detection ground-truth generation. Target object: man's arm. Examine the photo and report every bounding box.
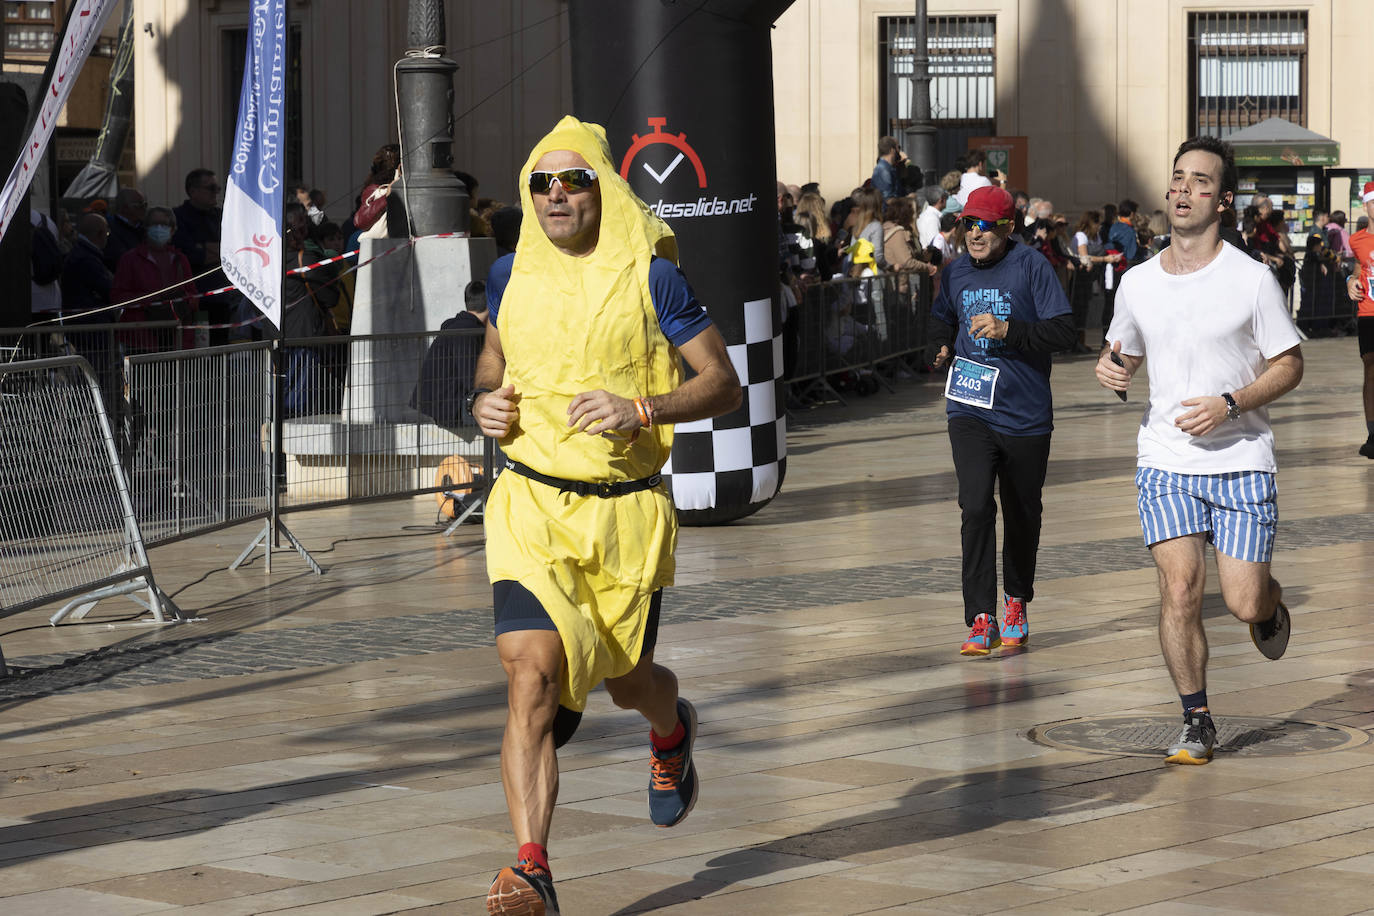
[1174,345,1303,437]
[969,257,1077,353]
[928,268,957,368]
[1000,313,1076,352]
[568,324,741,435]
[1095,340,1143,393]
[471,321,519,439]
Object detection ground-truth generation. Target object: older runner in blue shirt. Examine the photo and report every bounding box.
[931,186,1076,656]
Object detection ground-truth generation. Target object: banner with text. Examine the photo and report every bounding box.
[221,0,287,329]
[0,0,119,242]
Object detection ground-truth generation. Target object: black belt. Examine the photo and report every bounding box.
[504,459,662,498]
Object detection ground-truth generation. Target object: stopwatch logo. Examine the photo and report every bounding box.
[620,117,708,188]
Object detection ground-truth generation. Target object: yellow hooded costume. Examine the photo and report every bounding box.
[485,116,684,712]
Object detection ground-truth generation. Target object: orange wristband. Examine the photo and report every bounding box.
[634,397,653,428]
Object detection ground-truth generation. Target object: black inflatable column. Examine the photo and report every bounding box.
[570,0,794,525]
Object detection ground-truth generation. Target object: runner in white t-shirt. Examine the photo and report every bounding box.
[1096,136,1304,766]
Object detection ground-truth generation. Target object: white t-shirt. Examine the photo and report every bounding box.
[1107,242,1301,474]
[917,205,942,249]
[1073,230,1090,254]
[955,171,992,206]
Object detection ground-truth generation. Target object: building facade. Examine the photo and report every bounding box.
[3,0,123,196]
[772,0,1374,219]
[17,1,1373,230]
[129,0,569,216]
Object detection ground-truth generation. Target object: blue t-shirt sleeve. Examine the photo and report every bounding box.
[1028,251,1072,320]
[648,257,713,346]
[931,266,956,326]
[485,252,515,327]
[485,254,710,346]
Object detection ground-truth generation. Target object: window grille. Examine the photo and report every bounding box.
[222,26,304,191]
[1188,11,1307,138]
[880,16,995,172]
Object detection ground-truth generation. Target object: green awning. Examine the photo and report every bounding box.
[1228,118,1339,168]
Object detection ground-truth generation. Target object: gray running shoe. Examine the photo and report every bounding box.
[1165,711,1216,765]
[1250,600,1290,661]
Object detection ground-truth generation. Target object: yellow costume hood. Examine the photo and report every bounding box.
[512,115,679,271]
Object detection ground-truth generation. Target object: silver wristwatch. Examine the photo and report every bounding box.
[1221,392,1240,421]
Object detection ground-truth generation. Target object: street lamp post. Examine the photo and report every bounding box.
[394,0,469,235]
[903,1,937,188]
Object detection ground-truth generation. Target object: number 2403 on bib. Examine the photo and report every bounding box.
[944,356,999,409]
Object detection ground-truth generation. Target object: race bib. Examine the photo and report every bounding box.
[944,356,999,409]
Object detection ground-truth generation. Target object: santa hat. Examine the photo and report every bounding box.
[1362,181,1374,204]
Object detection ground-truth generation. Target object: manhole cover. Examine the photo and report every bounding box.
[1027,714,1369,758]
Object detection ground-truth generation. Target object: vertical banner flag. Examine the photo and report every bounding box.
[221,0,287,328]
[0,0,119,242]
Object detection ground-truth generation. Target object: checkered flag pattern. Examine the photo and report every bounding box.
[664,296,786,513]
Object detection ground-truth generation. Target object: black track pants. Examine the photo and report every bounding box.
[947,415,1052,625]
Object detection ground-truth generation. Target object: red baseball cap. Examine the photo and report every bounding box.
[963,186,1015,222]
[1362,180,1374,204]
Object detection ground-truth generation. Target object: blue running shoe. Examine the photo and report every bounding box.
[1000,595,1029,648]
[648,698,698,827]
[960,613,1001,656]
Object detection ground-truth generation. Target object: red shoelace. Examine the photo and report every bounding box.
[1003,601,1024,627]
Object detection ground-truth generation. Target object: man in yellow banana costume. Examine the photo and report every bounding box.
[472,116,741,916]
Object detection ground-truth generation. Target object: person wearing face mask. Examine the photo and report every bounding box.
[113,207,199,352]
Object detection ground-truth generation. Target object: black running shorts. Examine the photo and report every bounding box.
[492,580,662,657]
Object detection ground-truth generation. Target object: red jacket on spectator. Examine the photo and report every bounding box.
[113,243,199,351]
[353,182,390,232]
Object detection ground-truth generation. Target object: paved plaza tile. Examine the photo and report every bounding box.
[0,339,1371,914]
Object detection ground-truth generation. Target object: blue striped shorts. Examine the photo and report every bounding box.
[1135,467,1278,563]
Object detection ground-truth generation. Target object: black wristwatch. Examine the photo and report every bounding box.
[466,387,492,419]
[1221,392,1240,421]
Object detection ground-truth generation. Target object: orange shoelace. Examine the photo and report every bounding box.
[650,748,685,790]
[516,857,550,879]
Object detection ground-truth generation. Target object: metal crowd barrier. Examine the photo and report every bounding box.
[117,328,493,574]
[277,329,491,515]
[124,341,273,547]
[790,270,933,403]
[1296,255,1358,335]
[0,321,182,417]
[0,355,185,674]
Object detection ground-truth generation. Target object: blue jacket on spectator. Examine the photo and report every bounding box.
[1107,219,1140,264]
[872,157,901,201]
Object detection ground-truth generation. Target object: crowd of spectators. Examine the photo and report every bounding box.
[777,135,1366,389]
[30,134,1364,392]
[27,141,528,350]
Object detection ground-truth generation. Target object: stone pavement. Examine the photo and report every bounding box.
[0,338,1371,915]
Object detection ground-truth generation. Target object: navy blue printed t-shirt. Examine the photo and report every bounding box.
[930,240,1071,435]
[485,253,713,347]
